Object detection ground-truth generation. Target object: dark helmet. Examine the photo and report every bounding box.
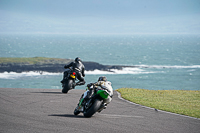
[75,57,82,62]
[98,76,107,82]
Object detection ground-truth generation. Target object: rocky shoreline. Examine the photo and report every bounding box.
[0,61,132,73]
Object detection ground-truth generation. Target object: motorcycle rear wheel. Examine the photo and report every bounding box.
[83,99,102,118]
[62,79,74,93]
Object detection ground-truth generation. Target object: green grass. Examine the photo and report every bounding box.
[0,57,72,64]
[116,88,200,118]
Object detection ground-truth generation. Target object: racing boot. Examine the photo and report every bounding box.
[98,103,107,113]
[75,80,86,86]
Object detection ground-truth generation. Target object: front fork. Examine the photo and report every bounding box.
[78,98,84,107]
[76,95,84,111]
[77,96,92,111]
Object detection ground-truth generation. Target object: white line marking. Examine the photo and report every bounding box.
[98,114,144,118]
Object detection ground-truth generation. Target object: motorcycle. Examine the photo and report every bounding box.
[61,68,77,93]
[74,84,109,117]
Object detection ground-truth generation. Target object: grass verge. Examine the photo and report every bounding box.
[116,88,200,118]
[0,57,72,64]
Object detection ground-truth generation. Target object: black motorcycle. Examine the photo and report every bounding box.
[61,68,77,93]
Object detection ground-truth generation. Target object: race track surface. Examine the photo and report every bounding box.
[0,88,199,133]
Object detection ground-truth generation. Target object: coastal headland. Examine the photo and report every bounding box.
[0,57,132,73]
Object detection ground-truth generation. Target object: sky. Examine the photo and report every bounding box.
[0,0,200,34]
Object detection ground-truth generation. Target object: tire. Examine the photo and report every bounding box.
[83,99,102,118]
[62,79,74,93]
[74,108,80,116]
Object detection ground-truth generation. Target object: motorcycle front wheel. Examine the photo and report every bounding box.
[74,107,80,115]
[83,99,102,118]
[62,79,74,93]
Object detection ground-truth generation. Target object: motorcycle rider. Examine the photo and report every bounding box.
[79,76,113,111]
[61,57,86,87]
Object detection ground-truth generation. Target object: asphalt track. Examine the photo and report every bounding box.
[0,88,199,133]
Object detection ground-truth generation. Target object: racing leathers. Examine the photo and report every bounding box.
[62,60,86,86]
[83,80,113,105]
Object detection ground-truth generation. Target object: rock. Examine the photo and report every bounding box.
[0,61,131,73]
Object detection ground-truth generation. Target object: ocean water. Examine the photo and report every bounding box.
[0,33,200,90]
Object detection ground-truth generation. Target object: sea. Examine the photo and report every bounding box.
[0,33,200,90]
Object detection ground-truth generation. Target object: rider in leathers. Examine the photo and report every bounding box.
[61,57,86,86]
[80,76,113,110]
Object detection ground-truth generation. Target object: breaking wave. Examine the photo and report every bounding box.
[0,71,60,79]
[86,68,156,75]
[0,65,199,79]
[0,68,154,79]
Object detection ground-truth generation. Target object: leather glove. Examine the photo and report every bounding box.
[87,83,93,88]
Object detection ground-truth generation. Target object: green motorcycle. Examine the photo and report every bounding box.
[74,85,109,117]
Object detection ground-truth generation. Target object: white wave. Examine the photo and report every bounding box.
[0,68,156,79]
[110,68,156,74]
[85,68,156,75]
[5,65,196,79]
[135,65,200,69]
[0,71,61,79]
[85,69,114,75]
